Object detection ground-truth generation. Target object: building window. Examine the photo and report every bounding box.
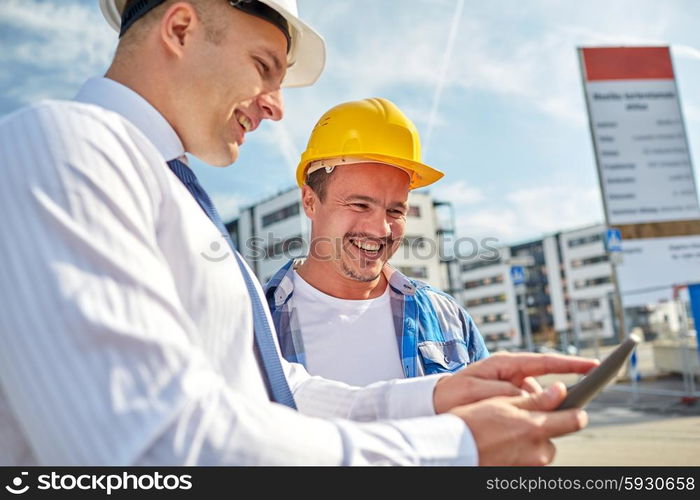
[261,202,300,228]
[463,274,504,290]
[567,233,602,248]
[573,276,612,290]
[580,320,605,331]
[401,235,427,248]
[466,294,507,308]
[264,235,304,259]
[571,255,608,268]
[407,205,421,217]
[486,332,512,342]
[480,313,509,324]
[577,298,601,310]
[461,257,501,273]
[398,265,428,279]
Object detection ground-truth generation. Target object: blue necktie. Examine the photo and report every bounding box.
[167,158,296,409]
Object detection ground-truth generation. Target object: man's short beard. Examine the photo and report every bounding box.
[341,261,382,283]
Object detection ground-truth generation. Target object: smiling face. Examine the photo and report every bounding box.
[172,5,288,165]
[302,163,411,288]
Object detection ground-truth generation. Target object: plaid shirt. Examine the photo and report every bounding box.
[264,260,489,377]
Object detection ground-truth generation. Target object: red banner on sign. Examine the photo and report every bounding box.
[581,47,674,81]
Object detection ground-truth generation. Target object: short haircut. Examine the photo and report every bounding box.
[305,167,336,202]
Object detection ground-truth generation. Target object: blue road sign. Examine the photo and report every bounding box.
[605,228,622,253]
[510,266,525,285]
[629,349,641,383]
[688,284,700,359]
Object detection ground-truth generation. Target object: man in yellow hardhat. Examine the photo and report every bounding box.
[264,97,490,385]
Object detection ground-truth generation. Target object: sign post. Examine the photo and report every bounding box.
[603,228,627,342]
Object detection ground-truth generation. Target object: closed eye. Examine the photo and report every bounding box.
[351,203,369,210]
[255,57,271,77]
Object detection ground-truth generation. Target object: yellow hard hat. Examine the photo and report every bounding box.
[296,98,444,189]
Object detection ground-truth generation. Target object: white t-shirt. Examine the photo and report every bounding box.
[292,270,406,386]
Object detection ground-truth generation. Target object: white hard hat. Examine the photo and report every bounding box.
[99,0,326,87]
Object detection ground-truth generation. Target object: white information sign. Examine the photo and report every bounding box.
[580,47,700,225]
[617,235,700,307]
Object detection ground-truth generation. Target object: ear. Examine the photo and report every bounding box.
[159,2,200,57]
[300,184,318,219]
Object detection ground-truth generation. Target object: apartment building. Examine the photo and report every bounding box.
[456,246,521,350]
[451,225,624,351]
[559,223,618,344]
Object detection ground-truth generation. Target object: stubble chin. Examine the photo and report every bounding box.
[340,260,383,283]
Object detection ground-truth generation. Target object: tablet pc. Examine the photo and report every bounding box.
[557,334,640,410]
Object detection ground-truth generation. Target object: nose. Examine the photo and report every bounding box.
[257,90,284,121]
[363,209,393,240]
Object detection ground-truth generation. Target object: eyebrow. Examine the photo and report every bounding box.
[390,201,409,211]
[347,195,408,211]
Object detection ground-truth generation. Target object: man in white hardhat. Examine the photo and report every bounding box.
[0,0,596,466]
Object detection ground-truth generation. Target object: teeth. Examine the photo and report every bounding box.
[353,240,381,252]
[237,115,252,132]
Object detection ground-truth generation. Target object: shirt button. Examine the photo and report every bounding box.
[443,355,450,364]
[406,319,416,330]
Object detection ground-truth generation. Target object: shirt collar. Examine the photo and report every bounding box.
[74,77,185,162]
[384,264,417,296]
[265,259,299,307]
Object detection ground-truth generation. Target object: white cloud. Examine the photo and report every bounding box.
[0,0,114,65]
[458,207,520,243]
[455,184,603,243]
[0,0,116,105]
[673,44,700,61]
[257,120,301,176]
[431,180,485,206]
[684,103,700,123]
[211,193,251,222]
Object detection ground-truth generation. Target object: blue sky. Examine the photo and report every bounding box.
[2,0,700,244]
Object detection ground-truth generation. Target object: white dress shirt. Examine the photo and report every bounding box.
[0,77,477,465]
